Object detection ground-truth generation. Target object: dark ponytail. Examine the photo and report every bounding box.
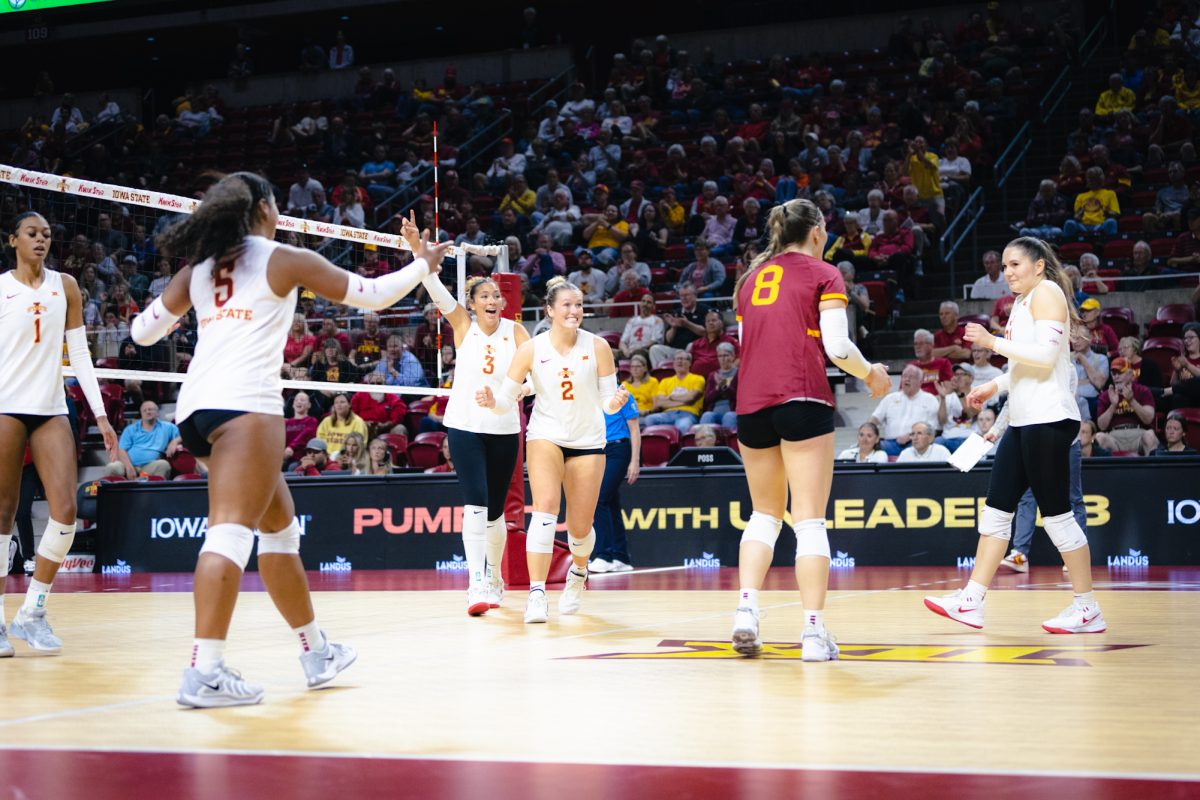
[1006,236,1086,344]
[156,172,274,268]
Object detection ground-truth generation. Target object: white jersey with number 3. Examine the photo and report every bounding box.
[0,269,68,415]
[526,329,605,450]
[444,317,521,435]
[175,236,295,424]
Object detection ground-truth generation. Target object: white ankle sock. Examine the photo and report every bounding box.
[22,579,52,612]
[738,588,759,612]
[804,609,825,629]
[1074,590,1096,606]
[530,581,546,595]
[293,620,326,653]
[964,580,988,602]
[191,638,225,673]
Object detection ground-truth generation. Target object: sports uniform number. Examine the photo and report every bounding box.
[214,265,235,308]
[561,380,574,401]
[33,317,41,344]
[750,265,783,306]
[482,355,495,375]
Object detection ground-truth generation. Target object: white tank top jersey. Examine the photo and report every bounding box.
[444,317,521,435]
[1003,280,1080,427]
[525,329,606,450]
[175,236,296,424]
[0,269,69,415]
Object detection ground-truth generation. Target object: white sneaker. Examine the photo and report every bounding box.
[589,558,613,574]
[177,662,265,708]
[524,590,548,624]
[299,637,358,688]
[23,559,35,576]
[924,589,985,629]
[731,606,761,656]
[486,578,505,609]
[558,567,587,615]
[466,585,490,616]
[801,624,839,662]
[10,607,62,653]
[1000,549,1029,573]
[1042,602,1106,634]
[608,559,633,572]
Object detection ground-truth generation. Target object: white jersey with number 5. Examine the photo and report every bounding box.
[0,269,68,415]
[526,329,605,450]
[175,236,295,424]
[444,317,520,435]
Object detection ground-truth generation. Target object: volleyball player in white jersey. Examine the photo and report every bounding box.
[477,277,629,623]
[131,172,449,706]
[423,268,529,615]
[925,237,1105,633]
[0,212,116,657]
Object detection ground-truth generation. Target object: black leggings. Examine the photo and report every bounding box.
[986,419,1079,517]
[446,428,521,519]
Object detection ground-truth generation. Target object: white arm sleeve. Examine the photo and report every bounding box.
[342,258,429,310]
[65,327,106,419]
[992,370,1011,394]
[598,373,619,413]
[488,376,523,415]
[130,296,182,345]
[422,272,458,315]
[819,307,872,379]
[992,319,1063,369]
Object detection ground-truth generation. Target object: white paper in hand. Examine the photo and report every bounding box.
[948,433,993,472]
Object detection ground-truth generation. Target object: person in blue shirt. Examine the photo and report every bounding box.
[590,392,641,573]
[104,400,181,478]
[359,144,397,205]
[373,334,428,387]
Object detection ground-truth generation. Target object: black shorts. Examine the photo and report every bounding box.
[0,413,67,436]
[177,410,250,457]
[737,401,835,449]
[559,445,605,460]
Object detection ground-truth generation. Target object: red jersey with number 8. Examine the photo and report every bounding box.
[735,252,847,414]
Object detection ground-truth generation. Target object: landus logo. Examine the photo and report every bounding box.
[957,556,976,569]
[319,555,352,573]
[830,550,855,568]
[102,559,132,575]
[436,554,469,571]
[1107,548,1149,568]
[573,640,1148,667]
[683,551,720,568]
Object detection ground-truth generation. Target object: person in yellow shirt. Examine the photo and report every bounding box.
[643,351,705,433]
[657,186,686,234]
[498,174,537,218]
[905,136,944,215]
[316,393,371,456]
[1064,166,1119,236]
[1094,73,1137,118]
[1173,66,1200,112]
[621,353,660,416]
[580,204,630,266]
[825,214,872,262]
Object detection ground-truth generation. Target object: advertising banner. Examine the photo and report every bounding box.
[95,461,1200,573]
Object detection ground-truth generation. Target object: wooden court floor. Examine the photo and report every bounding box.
[1,567,1198,799]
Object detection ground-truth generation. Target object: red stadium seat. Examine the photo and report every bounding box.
[1057,242,1094,261]
[640,425,680,467]
[859,280,889,320]
[381,433,409,466]
[169,449,197,476]
[1142,337,1183,379]
[405,398,435,434]
[599,330,622,349]
[651,366,676,380]
[1100,307,1137,340]
[1146,303,1195,338]
[1101,240,1134,260]
[407,432,446,469]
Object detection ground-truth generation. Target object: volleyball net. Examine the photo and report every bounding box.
[0,164,513,444]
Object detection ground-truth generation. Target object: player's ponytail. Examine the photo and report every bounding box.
[1008,236,1086,344]
[750,198,824,271]
[157,171,274,268]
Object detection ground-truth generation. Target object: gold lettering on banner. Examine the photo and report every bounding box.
[834,499,865,529]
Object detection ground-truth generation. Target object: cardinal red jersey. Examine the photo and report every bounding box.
[736,252,847,414]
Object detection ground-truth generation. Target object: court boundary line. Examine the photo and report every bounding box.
[0,742,1195,783]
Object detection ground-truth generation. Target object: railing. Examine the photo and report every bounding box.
[938,186,985,293]
[994,121,1032,222]
[1037,66,1072,124]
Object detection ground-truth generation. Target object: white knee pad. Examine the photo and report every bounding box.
[568,527,596,560]
[257,519,302,556]
[463,504,487,541]
[201,523,255,569]
[36,518,76,564]
[485,516,507,548]
[526,512,557,555]
[740,512,782,550]
[793,518,831,560]
[0,533,11,577]
[978,505,1014,541]
[1043,511,1088,553]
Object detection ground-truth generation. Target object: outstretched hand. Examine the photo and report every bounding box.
[966,381,998,410]
[413,227,450,274]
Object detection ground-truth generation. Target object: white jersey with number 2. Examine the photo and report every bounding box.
[0,269,68,415]
[175,236,295,424]
[525,329,605,450]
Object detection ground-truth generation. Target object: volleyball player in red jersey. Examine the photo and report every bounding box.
[731,199,890,661]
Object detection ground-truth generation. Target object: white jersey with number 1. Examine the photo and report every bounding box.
[0,269,68,415]
[175,236,295,424]
[444,317,521,435]
[526,329,605,450]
